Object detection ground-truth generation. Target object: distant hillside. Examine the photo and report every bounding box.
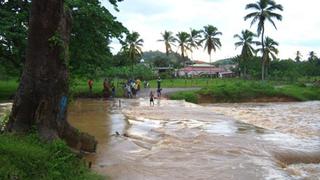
[142,50,191,68]
[213,58,235,66]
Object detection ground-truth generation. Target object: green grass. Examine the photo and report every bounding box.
[169,90,199,104]
[169,79,320,103]
[149,78,211,88]
[0,133,104,180]
[278,85,320,101]
[0,80,18,101]
[71,79,125,98]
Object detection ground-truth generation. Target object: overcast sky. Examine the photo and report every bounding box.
[102,0,320,62]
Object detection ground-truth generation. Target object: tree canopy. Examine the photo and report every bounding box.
[0,0,128,78]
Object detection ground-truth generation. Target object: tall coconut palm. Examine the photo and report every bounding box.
[295,50,302,62]
[308,51,317,62]
[234,29,259,77]
[158,30,175,56]
[201,25,222,64]
[257,37,279,79]
[244,0,283,80]
[121,31,144,75]
[188,28,202,61]
[175,31,191,67]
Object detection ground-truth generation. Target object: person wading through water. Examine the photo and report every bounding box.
[88,79,93,94]
[149,91,155,106]
[157,77,162,98]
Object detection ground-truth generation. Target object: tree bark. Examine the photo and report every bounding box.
[6,0,97,152]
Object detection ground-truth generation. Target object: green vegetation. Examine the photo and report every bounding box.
[158,31,175,56]
[1,78,319,101]
[201,25,222,63]
[0,134,104,180]
[278,85,320,101]
[169,90,199,104]
[0,80,19,101]
[120,32,144,74]
[244,0,283,80]
[169,79,320,103]
[0,0,128,79]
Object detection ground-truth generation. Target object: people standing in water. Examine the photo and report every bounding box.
[126,83,132,98]
[111,82,116,98]
[136,78,141,91]
[149,91,154,106]
[88,79,94,94]
[103,78,110,98]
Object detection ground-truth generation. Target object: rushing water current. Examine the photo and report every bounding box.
[1,99,319,179]
[67,99,320,180]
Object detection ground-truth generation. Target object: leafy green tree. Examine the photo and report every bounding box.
[142,50,190,69]
[234,30,259,77]
[244,0,283,80]
[0,0,30,75]
[66,0,128,77]
[158,30,175,56]
[257,37,279,78]
[121,31,144,74]
[200,25,222,64]
[7,0,97,151]
[175,32,191,67]
[188,28,202,60]
[154,56,170,67]
[0,0,128,78]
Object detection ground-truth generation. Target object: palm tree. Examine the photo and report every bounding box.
[201,25,222,65]
[121,32,144,75]
[244,0,283,80]
[234,29,259,77]
[188,28,202,61]
[175,31,191,67]
[295,50,302,62]
[158,31,175,56]
[257,37,279,79]
[308,51,317,62]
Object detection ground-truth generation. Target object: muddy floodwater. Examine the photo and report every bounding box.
[66,98,320,180]
[1,98,319,179]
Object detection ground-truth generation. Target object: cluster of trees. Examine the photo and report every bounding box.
[233,0,283,80]
[0,0,129,79]
[158,25,222,66]
[232,0,319,80]
[232,56,320,81]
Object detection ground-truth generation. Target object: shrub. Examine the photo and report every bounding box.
[0,134,104,180]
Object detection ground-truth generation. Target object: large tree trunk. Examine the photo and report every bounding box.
[6,0,97,152]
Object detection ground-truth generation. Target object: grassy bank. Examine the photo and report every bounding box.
[0,79,126,100]
[1,78,319,101]
[0,133,104,180]
[169,80,320,103]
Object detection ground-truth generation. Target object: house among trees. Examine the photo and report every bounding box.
[177,63,235,78]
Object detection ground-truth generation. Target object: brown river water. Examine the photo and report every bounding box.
[1,98,320,179]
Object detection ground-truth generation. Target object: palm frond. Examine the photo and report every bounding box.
[245,3,260,10]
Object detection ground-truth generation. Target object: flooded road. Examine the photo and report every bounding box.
[1,98,319,179]
[67,99,320,180]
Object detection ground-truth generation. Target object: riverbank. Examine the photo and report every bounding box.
[1,78,319,102]
[0,133,104,180]
[169,80,320,103]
